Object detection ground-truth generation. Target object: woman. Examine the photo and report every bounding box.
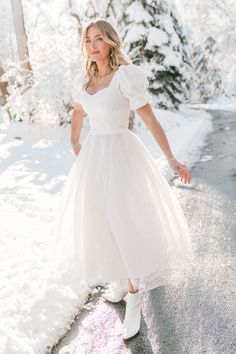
[48,18,194,340]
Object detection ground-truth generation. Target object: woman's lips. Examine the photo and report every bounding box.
[91,51,100,54]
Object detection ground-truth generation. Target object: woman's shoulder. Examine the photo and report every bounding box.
[118,63,148,84]
[118,63,146,76]
[116,62,150,110]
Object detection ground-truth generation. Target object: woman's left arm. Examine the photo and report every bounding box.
[136,103,191,184]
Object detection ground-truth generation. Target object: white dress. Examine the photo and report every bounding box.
[47,64,194,292]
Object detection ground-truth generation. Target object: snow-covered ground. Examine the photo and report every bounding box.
[188,96,236,112]
[0,105,212,354]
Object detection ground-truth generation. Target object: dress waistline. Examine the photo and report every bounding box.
[89,127,129,135]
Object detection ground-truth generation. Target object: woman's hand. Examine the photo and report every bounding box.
[72,141,81,156]
[168,158,191,184]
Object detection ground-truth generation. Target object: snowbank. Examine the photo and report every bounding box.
[0,106,212,353]
[187,97,236,112]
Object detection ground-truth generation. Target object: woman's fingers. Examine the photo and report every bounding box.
[181,170,186,183]
[169,159,191,184]
[73,145,81,155]
[184,169,191,184]
[178,165,191,184]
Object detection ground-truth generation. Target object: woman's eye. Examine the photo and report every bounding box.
[96,37,103,41]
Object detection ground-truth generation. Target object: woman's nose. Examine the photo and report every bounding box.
[91,40,97,49]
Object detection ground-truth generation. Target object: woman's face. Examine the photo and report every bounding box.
[84,25,111,62]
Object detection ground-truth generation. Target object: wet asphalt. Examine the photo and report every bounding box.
[51,109,236,354]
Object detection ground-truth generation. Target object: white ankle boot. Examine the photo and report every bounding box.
[122,290,141,340]
[102,281,128,303]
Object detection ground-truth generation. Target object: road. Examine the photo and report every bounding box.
[52,109,236,354]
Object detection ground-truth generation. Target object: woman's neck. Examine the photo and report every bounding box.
[96,60,111,77]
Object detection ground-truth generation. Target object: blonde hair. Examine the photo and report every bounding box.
[80,19,132,89]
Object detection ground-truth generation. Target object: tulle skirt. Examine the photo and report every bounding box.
[47,129,194,292]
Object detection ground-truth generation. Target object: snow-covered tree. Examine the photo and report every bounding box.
[177,0,236,98]
[70,0,121,26]
[121,0,192,109]
[2,0,82,126]
[1,0,198,126]
[190,36,223,103]
[2,0,122,126]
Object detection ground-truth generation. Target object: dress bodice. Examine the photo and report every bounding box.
[71,64,151,135]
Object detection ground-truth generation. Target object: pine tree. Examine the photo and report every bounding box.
[178,0,236,99]
[191,36,223,103]
[121,0,192,109]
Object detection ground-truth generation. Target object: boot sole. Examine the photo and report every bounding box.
[123,328,140,340]
[102,290,128,303]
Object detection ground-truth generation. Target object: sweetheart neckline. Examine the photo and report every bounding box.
[84,66,120,96]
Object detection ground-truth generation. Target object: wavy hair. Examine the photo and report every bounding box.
[80,19,132,89]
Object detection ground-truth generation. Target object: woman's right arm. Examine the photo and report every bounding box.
[71,103,85,155]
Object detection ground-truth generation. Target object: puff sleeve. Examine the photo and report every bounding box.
[71,72,84,105]
[118,64,151,110]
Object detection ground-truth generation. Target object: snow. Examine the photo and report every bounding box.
[199,154,213,162]
[126,1,153,23]
[134,104,213,178]
[0,104,213,353]
[160,14,174,35]
[147,28,169,48]
[171,31,180,47]
[177,0,236,97]
[124,24,146,43]
[123,0,191,109]
[0,116,91,353]
[163,52,181,68]
[188,96,236,112]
